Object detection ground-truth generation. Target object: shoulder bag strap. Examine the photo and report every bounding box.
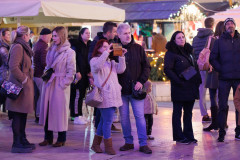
[206,36,212,49]
[101,62,112,88]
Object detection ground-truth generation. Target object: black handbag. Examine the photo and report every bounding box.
[132,82,147,100]
[180,66,197,80]
[205,70,219,89]
[42,68,54,82]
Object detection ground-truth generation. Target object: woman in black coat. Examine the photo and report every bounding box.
[69,28,91,124]
[164,31,201,144]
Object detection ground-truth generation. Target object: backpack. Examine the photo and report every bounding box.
[197,36,213,71]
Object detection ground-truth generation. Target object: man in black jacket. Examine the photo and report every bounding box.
[88,21,117,62]
[210,18,240,142]
[117,23,152,154]
[192,17,214,122]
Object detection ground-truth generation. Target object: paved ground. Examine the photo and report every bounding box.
[0,101,239,160]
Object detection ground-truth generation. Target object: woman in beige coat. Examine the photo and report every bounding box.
[90,39,126,155]
[6,26,35,153]
[39,26,76,147]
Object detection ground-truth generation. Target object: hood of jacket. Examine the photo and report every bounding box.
[166,41,193,55]
[196,28,213,38]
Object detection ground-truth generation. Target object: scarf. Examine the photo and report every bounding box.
[14,37,34,58]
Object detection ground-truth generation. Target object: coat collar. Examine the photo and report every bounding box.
[49,41,71,68]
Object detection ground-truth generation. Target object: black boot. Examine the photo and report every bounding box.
[11,135,32,153]
[21,135,36,150]
[203,106,218,131]
[217,130,226,142]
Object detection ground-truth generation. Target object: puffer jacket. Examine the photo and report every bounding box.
[0,40,10,84]
[192,28,214,59]
[164,41,201,102]
[210,30,240,80]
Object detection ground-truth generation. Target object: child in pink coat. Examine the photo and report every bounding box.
[144,80,158,140]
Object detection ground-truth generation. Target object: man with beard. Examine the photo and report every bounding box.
[210,18,240,142]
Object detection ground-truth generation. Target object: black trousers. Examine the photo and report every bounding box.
[209,88,218,107]
[44,112,66,142]
[172,100,195,141]
[218,80,240,135]
[144,114,153,135]
[34,81,39,118]
[11,111,28,143]
[69,83,87,117]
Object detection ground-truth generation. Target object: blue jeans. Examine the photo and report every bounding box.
[96,107,116,139]
[199,71,208,116]
[119,95,147,146]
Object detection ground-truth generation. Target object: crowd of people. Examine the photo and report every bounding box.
[0,17,240,154]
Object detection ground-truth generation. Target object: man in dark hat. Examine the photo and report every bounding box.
[210,17,240,142]
[33,28,52,123]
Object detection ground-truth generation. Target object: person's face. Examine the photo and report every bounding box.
[30,33,34,38]
[174,33,185,47]
[81,29,90,41]
[118,27,131,45]
[107,27,117,40]
[52,31,60,45]
[225,21,235,34]
[2,31,11,43]
[23,32,30,42]
[46,34,52,43]
[98,42,109,53]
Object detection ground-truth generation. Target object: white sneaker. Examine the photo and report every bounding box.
[82,116,90,123]
[74,116,87,125]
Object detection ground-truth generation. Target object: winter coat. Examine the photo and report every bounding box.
[6,43,34,113]
[152,33,167,54]
[39,41,76,132]
[117,37,151,95]
[144,93,158,114]
[164,42,201,102]
[234,84,240,125]
[69,38,91,87]
[90,51,126,108]
[192,28,214,59]
[210,31,240,80]
[33,39,48,78]
[0,40,10,84]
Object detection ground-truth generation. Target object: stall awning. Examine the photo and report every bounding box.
[112,1,230,22]
[113,1,187,21]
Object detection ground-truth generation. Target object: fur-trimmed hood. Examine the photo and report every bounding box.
[166,41,193,55]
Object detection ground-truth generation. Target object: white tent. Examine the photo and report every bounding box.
[0,0,125,27]
[210,7,240,25]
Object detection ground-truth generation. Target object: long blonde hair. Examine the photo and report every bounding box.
[51,26,68,50]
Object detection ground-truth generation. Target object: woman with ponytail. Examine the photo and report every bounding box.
[6,26,35,153]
